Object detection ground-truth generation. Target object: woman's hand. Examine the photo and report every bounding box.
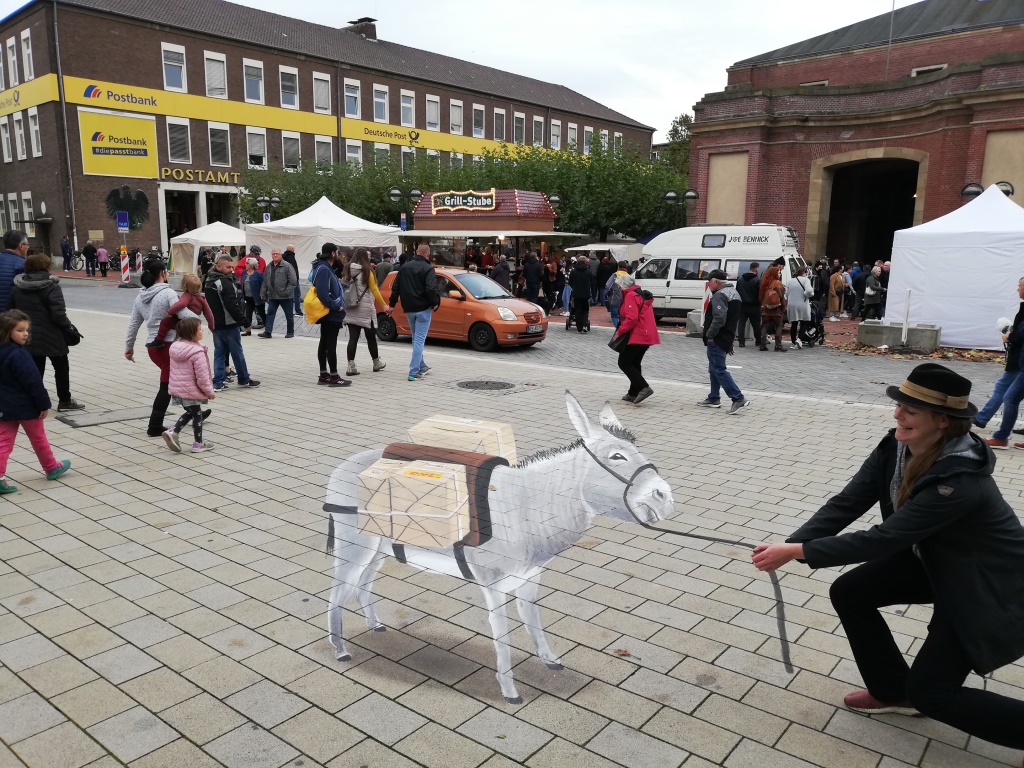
[124,349,134,361]
[751,542,803,572]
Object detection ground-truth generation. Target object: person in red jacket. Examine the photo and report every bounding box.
[234,246,265,277]
[611,274,659,406]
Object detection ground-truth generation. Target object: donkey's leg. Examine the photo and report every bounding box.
[514,577,562,669]
[480,584,521,704]
[355,552,387,631]
[327,535,382,661]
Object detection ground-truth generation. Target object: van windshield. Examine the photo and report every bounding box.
[636,259,670,280]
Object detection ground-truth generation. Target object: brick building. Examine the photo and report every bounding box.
[689,0,1024,265]
[0,0,652,257]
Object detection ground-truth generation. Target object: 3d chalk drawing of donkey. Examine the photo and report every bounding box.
[324,391,675,703]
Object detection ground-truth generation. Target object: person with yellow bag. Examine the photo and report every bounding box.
[307,243,350,387]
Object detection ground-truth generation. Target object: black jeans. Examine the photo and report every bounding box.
[830,551,1024,748]
[573,295,590,331]
[98,261,108,277]
[318,320,342,373]
[346,325,379,361]
[790,320,802,343]
[85,256,97,276]
[33,355,71,403]
[173,404,204,444]
[739,304,761,347]
[243,297,265,328]
[617,344,649,395]
[864,303,881,320]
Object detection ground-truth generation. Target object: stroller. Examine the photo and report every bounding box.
[562,285,591,332]
[798,303,826,347]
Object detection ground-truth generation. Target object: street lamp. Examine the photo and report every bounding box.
[255,195,281,222]
[388,186,423,231]
[996,181,1015,197]
[663,189,685,228]
[960,183,984,199]
[547,192,562,211]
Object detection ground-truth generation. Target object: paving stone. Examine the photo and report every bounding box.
[181,656,262,698]
[559,645,637,685]
[921,740,1015,767]
[126,738,222,768]
[204,725,300,768]
[81,597,148,627]
[777,723,882,768]
[397,679,487,728]
[350,626,427,661]
[338,692,428,746]
[52,678,136,727]
[83,644,161,684]
[218,598,287,629]
[106,575,166,601]
[586,721,688,768]
[724,738,819,768]
[394,722,494,768]
[0,667,32,707]
[24,605,93,636]
[120,668,202,712]
[329,739,420,768]
[159,693,247,745]
[111,616,182,648]
[18,654,98,697]
[512,657,591,699]
[146,634,220,671]
[570,680,661,728]
[0,613,34,645]
[0,589,65,617]
[524,737,621,768]
[285,668,372,714]
[0,692,67,743]
[0,633,65,672]
[825,709,928,764]
[224,680,310,728]
[52,581,117,609]
[240,645,319,685]
[693,693,789,745]
[741,682,835,731]
[271,708,365,764]
[641,706,740,763]
[670,656,757,700]
[86,706,178,763]
[8,721,107,768]
[345,655,429,699]
[185,583,247,610]
[256,616,323,649]
[167,606,237,638]
[456,707,553,762]
[202,624,276,660]
[517,693,609,745]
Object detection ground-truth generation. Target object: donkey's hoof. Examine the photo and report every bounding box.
[544,662,564,670]
[373,624,387,632]
[503,695,523,705]
[336,652,352,662]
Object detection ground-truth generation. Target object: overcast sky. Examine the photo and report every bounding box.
[2,0,922,141]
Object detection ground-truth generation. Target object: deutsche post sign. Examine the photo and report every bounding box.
[431,189,497,214]
[78,106,158,179]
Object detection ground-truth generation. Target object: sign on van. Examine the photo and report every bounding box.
[728,235,771,244]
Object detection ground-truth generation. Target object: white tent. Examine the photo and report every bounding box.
[886,184,1024,350]
[169,221,246,274]
[245,196,400,279]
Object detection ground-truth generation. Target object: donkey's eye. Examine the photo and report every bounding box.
[610,453,626,461]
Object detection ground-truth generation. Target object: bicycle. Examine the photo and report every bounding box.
[70,251,85,271]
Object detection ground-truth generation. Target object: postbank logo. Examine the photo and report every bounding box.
[0,88,20,111]
[89,128,149,157]
[83,84,103,98]
[91,131,105,141]
[81,83,157,107]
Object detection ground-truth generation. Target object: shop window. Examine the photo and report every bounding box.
[0,117,10,163]
[166,117,191,164]
[209,123,230,166]
[161,42,186,92]
[315,136,333,167]
[374,143,390,164]
[205,52,227,98]
[20,30,32,81]
[346,140,362,166]
[313,73,331,114]
[532,117,543,147]
[27,107,40,157]
[550,121,561,150]
[8,195,19,233]
[21,193,34,237]
[246,127,266,168]
[472,104,484,138]
[567,123,577,150]
[282,131,300,170]
[513,113,525,145]
[373,85,388,122]
[451,152,463,169]
[493,109,505,142]
[344,79,360,119]
[243,59,264,104]
[400,90,415,127]
[583,126,593,155]
[6,38,17,87]
[12,112,25,160]
[279,66,298,109]
[426,95,439,131]
[450,100,463,135]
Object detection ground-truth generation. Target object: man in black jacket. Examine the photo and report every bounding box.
[282,244,303,315]
[387,244,439,381]
[523,252,543,303]
[568,258,595,333]
[490,254,511,291]
[735,262,761,348]
[205,255,259,391]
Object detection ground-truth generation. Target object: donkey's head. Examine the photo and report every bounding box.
[565,391,674,525]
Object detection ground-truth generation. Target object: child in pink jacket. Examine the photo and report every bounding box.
[164,317,215,454]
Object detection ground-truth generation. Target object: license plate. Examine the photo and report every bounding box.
[526,324,542,333]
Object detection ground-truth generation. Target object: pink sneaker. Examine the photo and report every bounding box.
[844,690,920,716]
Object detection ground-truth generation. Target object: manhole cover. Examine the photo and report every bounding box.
[457,380,515,391]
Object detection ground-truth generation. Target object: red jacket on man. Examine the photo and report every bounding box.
[234,253,266,277]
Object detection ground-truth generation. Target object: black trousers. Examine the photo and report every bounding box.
[739,304,761,347]
[33,355,71,403]
[318,320,342,373]
[573,295,590,331]
[830,551,1024,748]
[617,344,649,395]
[173,404,204,444]
[346,325,379,361]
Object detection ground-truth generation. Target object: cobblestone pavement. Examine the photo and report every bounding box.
[1,298,1021,768]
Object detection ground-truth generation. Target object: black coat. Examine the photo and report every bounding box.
[1003,302,1024,373]
[523,259,543,288]
[282,250,300,283]
[389,255,439,314]
[0,342,51,420]
[204,271,245,327]
[736,272,761,306]
[788,431,1024,675]
[490,260,511,290]
[8,272,73,357]
[568,261,595,296]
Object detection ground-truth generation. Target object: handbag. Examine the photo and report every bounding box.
[608,331,630,352]
[865,285,877,297]
[303,286,329,324]
[342,278,368,307]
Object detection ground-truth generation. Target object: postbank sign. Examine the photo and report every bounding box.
[432,189,497,214]
[77,107,159,179]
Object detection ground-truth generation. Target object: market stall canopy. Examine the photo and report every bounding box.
[565,242,645,262]
[169,221,247,274]
[400,230,589,239]
[246,196,400,278]
[886,184,1024,350]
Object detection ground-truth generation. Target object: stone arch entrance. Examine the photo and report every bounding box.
[805,148,928,263]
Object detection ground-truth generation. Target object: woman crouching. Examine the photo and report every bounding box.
[753,363,1024,749]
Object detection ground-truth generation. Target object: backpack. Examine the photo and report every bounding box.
[763,284,783,311]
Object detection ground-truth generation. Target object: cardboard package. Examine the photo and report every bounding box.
[407,415,517,463]
[357,459,470,548]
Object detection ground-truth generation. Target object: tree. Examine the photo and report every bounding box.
[662,113,692,181]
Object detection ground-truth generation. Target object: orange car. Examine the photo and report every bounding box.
[377,268,548,351]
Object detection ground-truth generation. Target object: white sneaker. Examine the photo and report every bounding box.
[162,430,181,453]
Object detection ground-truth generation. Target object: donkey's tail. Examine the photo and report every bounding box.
[324,502,357,555]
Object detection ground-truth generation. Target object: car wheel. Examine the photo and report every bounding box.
[469,322,497,352]
[376,315,398,342]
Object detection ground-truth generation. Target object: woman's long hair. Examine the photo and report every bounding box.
[139,256,166,288]
[896,415,973,507]
[759,265,782,304]
[343,248,372,287]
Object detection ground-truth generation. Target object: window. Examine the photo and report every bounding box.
[613,132,622,154]
[313,73,331,114]
[7,195,19,233]
[635,259,669,280]
[0,55,5,90]
[400,90,415,127]
[282,131,300,170]
[246,127,267,168]
[315,136,333,167]
[425,95,439,131]
[600,129,609,151]
[472,104,484,138]
[279,66,298,109]
[550,120,561,150]
[344,79,360,119]
[449,100,463,135]
[208,122,230,166]
[701,234,727,248]
[911,64,947,77]
[20,30,32,81]
[0,117,10,162]
[532,116,543,147]
[450,152,463,169]
[567,123,577,150]
[401,146,414,174]
[493,108,506,142]
[243,59,264,104]
[166,117,191,164]
[799,79,829,87]
[513,112,525,145]
[21,193,34,237]
[0,204,5,233]
[472,155,484,166]
[27,107,40,157]
[373,85,388,122]
[426,149,440,171]
[161,42,186,92]
[583,126,593,155]
[345,140,362,166]
[6,38,17,87]
[374,143,390,164]
[674,259,721,280]
[12,112,25,160]
[204,52,227,98]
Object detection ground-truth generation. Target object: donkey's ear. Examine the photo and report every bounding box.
[565,390,596,440]
[599,402,623,432]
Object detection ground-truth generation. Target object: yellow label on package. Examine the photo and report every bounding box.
[404,470,445,479]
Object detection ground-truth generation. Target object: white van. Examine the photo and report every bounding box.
[636,224,808,320]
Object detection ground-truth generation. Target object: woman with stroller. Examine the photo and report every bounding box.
[787,265,814,349]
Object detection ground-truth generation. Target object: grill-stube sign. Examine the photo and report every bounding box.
[431,189,497,214]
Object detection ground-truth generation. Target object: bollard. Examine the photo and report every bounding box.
[121,253,130,283]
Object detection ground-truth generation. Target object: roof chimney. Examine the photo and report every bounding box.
[345,17,377,40]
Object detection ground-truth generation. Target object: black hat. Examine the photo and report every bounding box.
[321,242,338,257]
[772,256,786,267]
[707,269,728,281]
[886,363,977,418]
